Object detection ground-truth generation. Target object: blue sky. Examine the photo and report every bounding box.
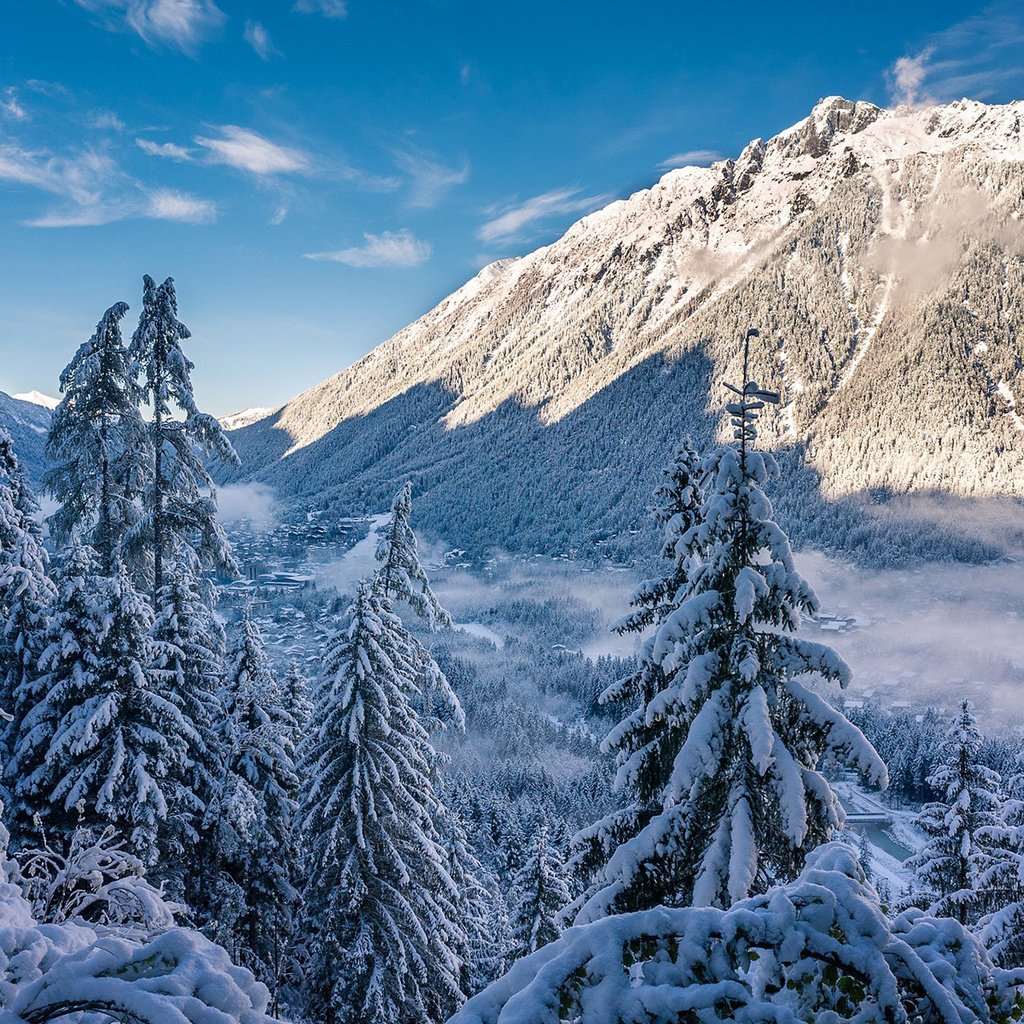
[2,1,1024,414]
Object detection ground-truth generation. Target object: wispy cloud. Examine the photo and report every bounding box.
[293,0,347,18]
[392,147,468,207]
[145,187,216,222]
[305,229,431,268]
[0,142,215,227]
[478,187,611,243]
[136,137,194,161]
[73,0,227,56]
[195,125,311,175]
[91,111,126,131]
[244,20,278,60]
[1,88,28,122]
[886,9,1024,107]
[888,50,935,107]
[656,148,722,171]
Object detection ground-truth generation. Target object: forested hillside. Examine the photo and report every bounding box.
[223,97,1024,565]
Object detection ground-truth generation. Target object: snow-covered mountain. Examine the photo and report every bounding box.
[224,97,1024,563]
[0,390,52,485]
[219,406,278,432]
[12,390,59,411]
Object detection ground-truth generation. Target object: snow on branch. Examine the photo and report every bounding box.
[452,843,1024,1024]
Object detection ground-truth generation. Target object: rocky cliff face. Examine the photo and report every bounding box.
[225,97,1024,563]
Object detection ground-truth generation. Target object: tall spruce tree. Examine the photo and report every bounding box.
[374,481,452,630]
[6,542,101,848]
[301,581,465,1024]
[574,330,887,922]
[42,558,193,865]
[44,301,147,572]
[508,823,571,961]
[129,275,238,597]
[571,442,704,899]
[906,699,1002,926]
[979,756,1024,966]
[204,606,299,994]
[373,482,463,731]
[0,429,55,798]
[151,546,227,898]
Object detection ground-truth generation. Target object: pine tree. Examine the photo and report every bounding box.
[204,606,299,994]
[979,756,1024,966]
[616,439,703,637]
[44,301,147,572]
[0,429,55,797]
[283,659,313,733]
[6,542,102,848]
[151,547,227,898]
[373,482,463,731]
[129,275,239,597]
[442,806,504,996]
[905,699,1002,926]
[42,559,193,865]
[573,330,887,922]
[301,581,465,1024]
[508,823,571,961]
[375,481,452,630]
[571,443,704,901]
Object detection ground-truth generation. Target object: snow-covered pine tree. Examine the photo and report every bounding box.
[442,806,505,996]
[905,699,1002,926]
[508,823,571,961]
[300,581,465,1024]
[375,481,452,630]
[373,482,463,732]
[44,301,148,572]
[979,755,1024,966]
[6,542,102,848]
[151,546,228,899]
[283,659,313,734]
[616,439,703,637]
[574,330,888,922]
[571,442,704,902]
[203,605,299,995]
[129,275,239,597]
[0,429,55,801]
[43,558,193,866]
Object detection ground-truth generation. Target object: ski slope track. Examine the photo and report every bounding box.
[223,97,1024,560]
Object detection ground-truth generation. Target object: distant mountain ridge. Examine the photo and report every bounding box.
[0,391,52,485]
[221,98,1024,559]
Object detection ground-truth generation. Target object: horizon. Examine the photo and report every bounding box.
[3,2,1024,415]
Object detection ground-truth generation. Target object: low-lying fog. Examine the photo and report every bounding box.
[425,548,1024,734]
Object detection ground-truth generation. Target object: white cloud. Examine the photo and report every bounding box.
[0,145,117,204]
[244,20,278,60]
[146,188,216,222]
[656,148,723,171]
[888,49,935,107]
[92,111,126,131]
[293,0,347,18]
[0,142,215,227]
[393,148,468,207]
[136,137,194,161]
[478,187,611,243]
[305,229,431,268]
[195,125,311,175]
[1,88,28,122]
[74,0,226,55]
